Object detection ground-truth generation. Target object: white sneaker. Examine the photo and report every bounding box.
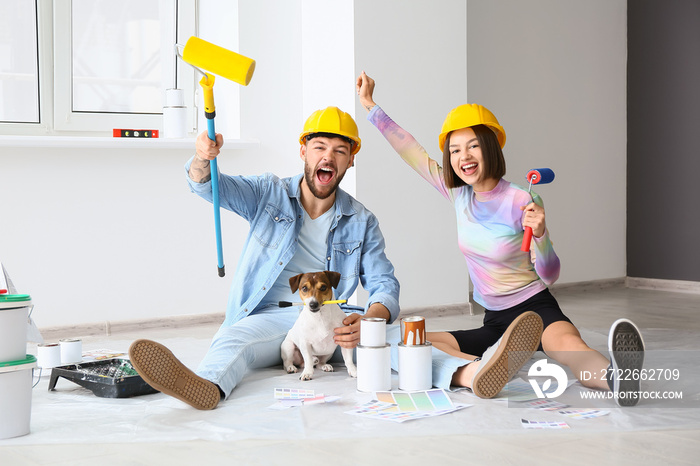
[608,318,645,407]
[471,311,543,399]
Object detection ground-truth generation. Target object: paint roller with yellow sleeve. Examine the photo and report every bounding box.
[177,37,256,277]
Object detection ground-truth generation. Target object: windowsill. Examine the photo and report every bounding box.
[0,135,259,150]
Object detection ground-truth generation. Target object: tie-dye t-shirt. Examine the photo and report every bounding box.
[368,106,560,311]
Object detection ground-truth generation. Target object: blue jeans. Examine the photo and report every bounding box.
[197,309,470,398]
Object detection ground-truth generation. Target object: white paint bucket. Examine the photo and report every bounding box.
[0,355,37,440]
[0,294,31,362]
[356,344,391,392]
[398,342,433,391]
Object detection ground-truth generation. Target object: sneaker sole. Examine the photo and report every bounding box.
[129,339,220,410]
[472,311,543,399]
[608,319,645,407]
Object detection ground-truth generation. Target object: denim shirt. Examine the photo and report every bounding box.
[185,157,400,327]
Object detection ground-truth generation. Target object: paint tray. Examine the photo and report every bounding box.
[48,359,159,398]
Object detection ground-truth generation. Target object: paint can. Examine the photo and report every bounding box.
[163,88,187,138]
[59,339,83,365]
[0,293,31,362]
[356,344,391,392]
[400,316,426,346]
[37,343,62,369]
[360,317,386,346]
[0,355,37,439]
[398,342,433,391]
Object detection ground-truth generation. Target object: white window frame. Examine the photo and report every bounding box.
[0,0,51,136]
[53,0,196,133]
[0,0,197,136]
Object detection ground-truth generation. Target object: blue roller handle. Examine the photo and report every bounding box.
[207,118,225,277]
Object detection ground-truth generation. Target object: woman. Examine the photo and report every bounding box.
[357,72,645,405]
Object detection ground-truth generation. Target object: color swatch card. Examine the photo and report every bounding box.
[498,379,541,402]
[525,399,570,411]
[558,409,610,419]
[346,389,471,423]
[274,388,316,400]
[270,388,341,409]
[374,388,456,412]
[521,419,570,429]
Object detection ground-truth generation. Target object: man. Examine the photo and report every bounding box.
[129,107,400,410]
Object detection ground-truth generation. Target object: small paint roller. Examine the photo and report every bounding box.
[177,36,256,277]
[521,168,555,252]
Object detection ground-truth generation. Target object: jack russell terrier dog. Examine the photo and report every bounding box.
[281,271,358,381]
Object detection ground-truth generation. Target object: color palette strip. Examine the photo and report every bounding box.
[274,388,316,400]
[521,419,570,429]
[347,389,469,423]
[558,409,610,419]
[525,399,570,411]
[374,388,455,412]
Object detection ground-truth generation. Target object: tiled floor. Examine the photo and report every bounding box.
[2,285,700,465]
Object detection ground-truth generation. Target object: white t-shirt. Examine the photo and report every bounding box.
[259,206,334,308]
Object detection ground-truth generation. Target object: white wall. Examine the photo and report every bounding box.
[353,0,471,309]
[467,0,628,283]
[0,0,628,329]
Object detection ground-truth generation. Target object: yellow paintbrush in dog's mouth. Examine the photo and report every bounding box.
[278,300,347,308]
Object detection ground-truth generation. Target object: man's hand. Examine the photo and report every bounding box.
[334,313,362,349]
[334,303,391,349]
[195,130,224,161]
[189,131,224,183]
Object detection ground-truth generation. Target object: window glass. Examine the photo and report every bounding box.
[71,0,163,114]
[0,0,40,123]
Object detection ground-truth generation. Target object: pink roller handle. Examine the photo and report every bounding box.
[521,168,554,252]
[521,226,534,252]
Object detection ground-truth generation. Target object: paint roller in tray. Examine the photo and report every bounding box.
[177,36,256,277]
[521,168,555,252]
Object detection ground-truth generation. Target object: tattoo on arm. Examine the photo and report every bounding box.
[189,156,212,183]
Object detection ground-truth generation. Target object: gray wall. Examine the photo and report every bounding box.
[353,0,471,309]
[627,0,700,281]
[467,0,628,284]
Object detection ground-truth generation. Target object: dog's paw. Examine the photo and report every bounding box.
[320,364,334,372]
[299,371,314,381]
[347,365,357,378]
[285,365,298,374]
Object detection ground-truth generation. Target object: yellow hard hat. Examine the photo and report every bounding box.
[299,107,361,155]
[438,104,506,151]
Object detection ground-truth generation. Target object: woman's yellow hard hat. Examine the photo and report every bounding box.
[299,107,361,155]
[439,104,506,151]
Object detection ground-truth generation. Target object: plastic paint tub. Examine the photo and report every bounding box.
[0,294,31,362]
[0,355,37,440]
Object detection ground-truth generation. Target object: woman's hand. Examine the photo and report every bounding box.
[356,71,377,113]
[520,203,546,238]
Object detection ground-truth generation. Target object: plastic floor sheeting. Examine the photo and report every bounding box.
[2,327,700,447]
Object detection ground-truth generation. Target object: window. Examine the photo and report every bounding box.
[0,0,196,135]
[0,0,40,124]
[54,0,196,132]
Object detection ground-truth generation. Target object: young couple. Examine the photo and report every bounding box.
[128,73,644,410]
